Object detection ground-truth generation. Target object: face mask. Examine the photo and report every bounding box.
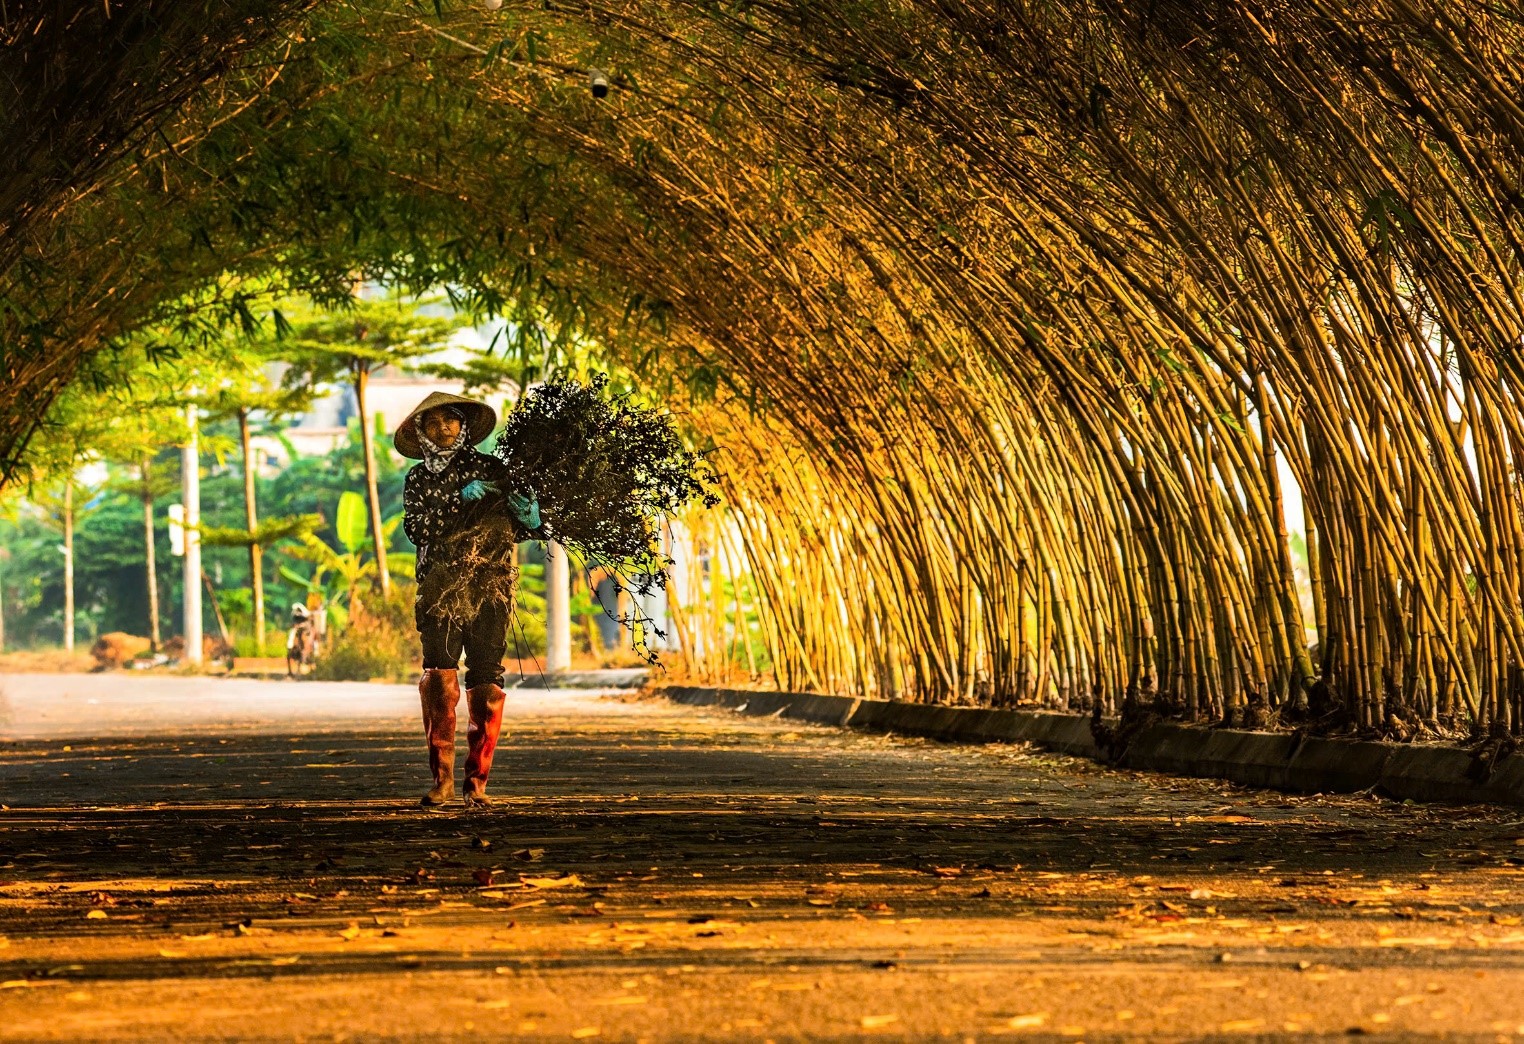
[417,422,468,473]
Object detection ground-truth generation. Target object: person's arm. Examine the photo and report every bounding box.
[402,467,452,547]
[460,450,512,502]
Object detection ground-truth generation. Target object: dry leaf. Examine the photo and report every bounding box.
[521,875,584,890]
[1221,1019,1265,1032]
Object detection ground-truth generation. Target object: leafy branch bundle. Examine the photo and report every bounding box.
[496,374,718,571]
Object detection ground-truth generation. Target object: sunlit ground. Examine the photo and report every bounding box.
[1,673,1523,1041]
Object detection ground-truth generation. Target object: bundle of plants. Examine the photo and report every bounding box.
[491,373,719,658]
[415,513,523,624]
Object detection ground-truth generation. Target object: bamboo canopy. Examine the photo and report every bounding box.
[10,1,1524,736]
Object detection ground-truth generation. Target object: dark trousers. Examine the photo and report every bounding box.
[417,598,508,690]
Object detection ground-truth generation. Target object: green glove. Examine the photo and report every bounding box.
[506,490,542,532]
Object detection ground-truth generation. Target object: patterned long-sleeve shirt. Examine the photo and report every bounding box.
[403,449,512,579]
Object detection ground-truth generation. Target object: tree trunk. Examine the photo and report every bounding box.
[354,366,390,598]
[63,480,74,652]
[239,407,265,654]
[142,455,161,651]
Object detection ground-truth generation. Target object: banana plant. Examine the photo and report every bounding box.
[278,491,414,630]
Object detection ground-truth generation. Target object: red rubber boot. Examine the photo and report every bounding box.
[419,668,460,807]
[462,683,506,806]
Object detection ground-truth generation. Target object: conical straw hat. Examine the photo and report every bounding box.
[393,391,497,459]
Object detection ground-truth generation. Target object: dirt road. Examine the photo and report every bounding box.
[2,673,1523,1041]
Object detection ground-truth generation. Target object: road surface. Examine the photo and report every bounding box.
[2,672,1523,1041]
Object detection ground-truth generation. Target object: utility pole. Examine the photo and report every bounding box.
[639,522,673,652]
[182,405,203,664]
[545,540,571,673]
[666,520,689,655]
[62,480,74,652]
[142,455,161,651]
[0,546,9,653]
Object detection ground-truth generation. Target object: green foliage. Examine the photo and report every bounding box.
[310,580,421,683]
[0,421,413,649]
[510,562,548,660]
[335,491,369,555]
[201,514,324,549]
[276,295,468,393]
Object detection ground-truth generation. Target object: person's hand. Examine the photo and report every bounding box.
[507,491,542,533]
[460,479,497,502]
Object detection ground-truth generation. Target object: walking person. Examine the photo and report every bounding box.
[396,391,530,808]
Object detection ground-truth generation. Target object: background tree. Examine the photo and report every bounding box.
[196,366,315,654]
[278,295,466,599]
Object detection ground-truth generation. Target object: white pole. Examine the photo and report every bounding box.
[62,481,74,652]
[182,405,203,665]
[641,522,673,651]
[545,540,571,673]
[666,520,688,655]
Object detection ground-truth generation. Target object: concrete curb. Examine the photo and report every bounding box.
[653,685,1524,809]
[541,669,649,690]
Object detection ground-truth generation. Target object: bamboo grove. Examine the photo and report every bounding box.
[9,1,1524,737]
[458,0,1524,737]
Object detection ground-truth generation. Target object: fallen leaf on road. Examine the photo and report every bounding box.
[338,924,362,940]
[1006,1014,1047,1028]
[521,875,584,890]
[861,1015,898,1028]
[84,910,107,920]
